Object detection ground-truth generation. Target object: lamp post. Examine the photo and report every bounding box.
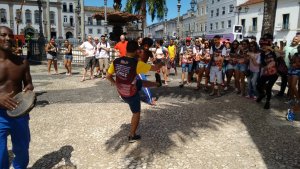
[37,0,45,59]
[190,0,196,12]
[104,0,108,36]
[37,0,44,38]
[15,10,22,35]
[235,6,249,25]
[43,20,47,39]
[177,0,181,39]
[75,0,81,39]
[190,0,196,38]
[164,5,168,40]
[234,5,248,40]
[80,0,85,41]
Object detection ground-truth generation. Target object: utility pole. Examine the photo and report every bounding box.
[80,0,85,41]
[46,0,50,40]
[177,0,181,39]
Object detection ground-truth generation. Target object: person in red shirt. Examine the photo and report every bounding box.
[114,34,128,57]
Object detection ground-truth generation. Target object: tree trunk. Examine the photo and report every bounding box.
[261,0,278,37]
[140,0,146,37]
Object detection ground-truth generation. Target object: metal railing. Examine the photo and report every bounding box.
[28,39,118,64]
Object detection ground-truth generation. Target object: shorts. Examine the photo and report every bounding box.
[121,80,143,113]
[181,63,193,72]
[47,53,57,60]
[99,58,109,71]
[196,61,208,70]
[94,58,99,67]
[226,63,236,70]
[210,66,223,84]
[84,56,95,70]
[235,63,247,72]
[168,58,176,69]
[288,68,300,76]
[64,55,73,61]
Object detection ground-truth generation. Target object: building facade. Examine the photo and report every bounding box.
[239,0,300,44]
[194,0,208,38]
[0,0,114,40]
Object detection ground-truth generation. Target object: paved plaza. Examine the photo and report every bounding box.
[8,64,300,169]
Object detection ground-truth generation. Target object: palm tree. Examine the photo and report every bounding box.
[125,0,166,36]
[261,0,278,37]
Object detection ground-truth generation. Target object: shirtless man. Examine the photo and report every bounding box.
[0,26,34,169]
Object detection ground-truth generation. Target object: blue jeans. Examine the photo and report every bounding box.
[137,74,153,104]
[0,109,30,169]
[247,71,259,97]
[181,63,193,72]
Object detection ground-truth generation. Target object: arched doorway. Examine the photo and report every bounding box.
[66,32,73,39]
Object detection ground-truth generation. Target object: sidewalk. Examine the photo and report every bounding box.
[11,65,300,169]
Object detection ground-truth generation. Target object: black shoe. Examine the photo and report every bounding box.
[276,92,284,97]
[128,134,141,143]
[256,94,266,103]
[179,84,184,88]
[264,102,270,109]
[155,73,162,87]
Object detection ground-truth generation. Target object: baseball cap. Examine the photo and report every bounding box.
[186,37,191,41]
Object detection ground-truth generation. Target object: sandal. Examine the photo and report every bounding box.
[194,86,200,91]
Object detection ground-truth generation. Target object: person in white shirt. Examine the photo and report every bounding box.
[97,35,111,79]
[94,37,100,77]
[79,35,96,82]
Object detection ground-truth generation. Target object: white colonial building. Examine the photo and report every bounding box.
[206,0,248,41]
[0,0,113,40]
[239,0,300,44]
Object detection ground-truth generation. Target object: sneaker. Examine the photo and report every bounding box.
[287,99,296,106]
[276,92,284,97]
[155,73,162,87]
[264,101,270,109]
[119,95,125,102]
[256,94,266,103]
[252,96,257,100]
[128,134,141,143]
[245,95,251,99]
[286,109,295,121]
[224,86,228,91]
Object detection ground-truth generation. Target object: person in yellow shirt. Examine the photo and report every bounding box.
[167,39,177,76]
[106,40,162,143]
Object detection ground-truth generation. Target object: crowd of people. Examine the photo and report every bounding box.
[2,23,300,167]
[44,33,300,113]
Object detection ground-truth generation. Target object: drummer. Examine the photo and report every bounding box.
[0,26,34,168]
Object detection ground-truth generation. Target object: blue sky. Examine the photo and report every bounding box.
[84,0,191,25]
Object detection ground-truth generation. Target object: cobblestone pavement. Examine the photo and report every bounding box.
[7,65,300,169]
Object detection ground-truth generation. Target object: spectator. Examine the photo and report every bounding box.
[45,38,58,75]
[63,40,73,76]
[114,34,128,57]
[97,35,111,79]
[79,35,96,82]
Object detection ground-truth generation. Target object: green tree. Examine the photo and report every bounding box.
[125,0,166,36]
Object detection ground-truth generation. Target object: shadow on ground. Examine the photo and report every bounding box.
[30,72,300,168]
[29,145,77,169]
[104,94,300,168]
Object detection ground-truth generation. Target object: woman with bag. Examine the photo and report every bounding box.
[45,38,58,75]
